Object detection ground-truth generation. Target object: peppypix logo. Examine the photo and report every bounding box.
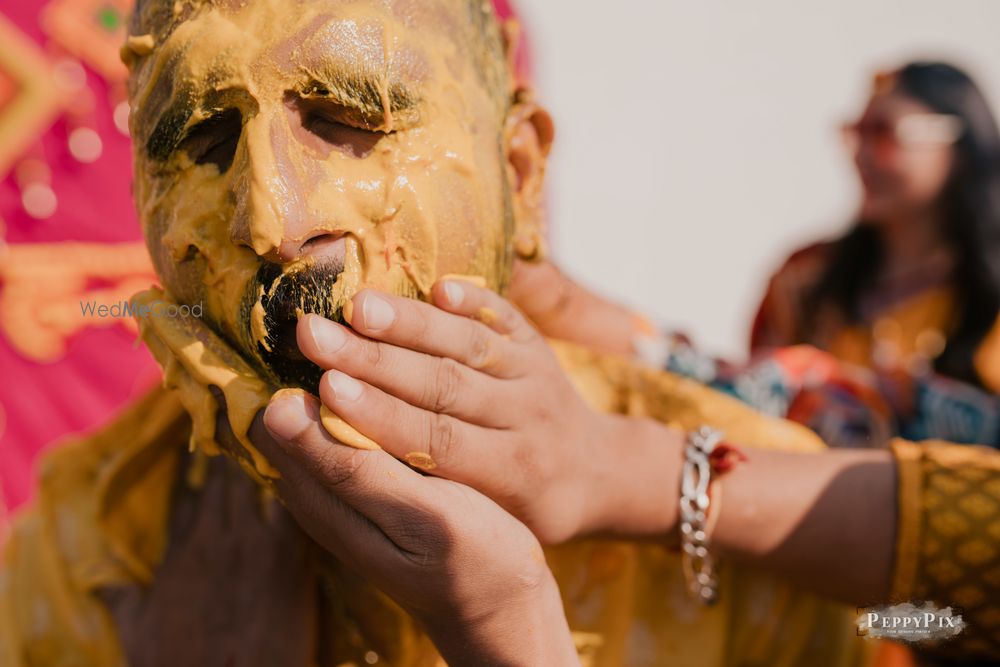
[857,602,965,643]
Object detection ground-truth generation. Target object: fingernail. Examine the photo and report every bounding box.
[443,281,465,307]
[265,391,313,442]
[307,316,347,354]
[362,293,395,331]
[325,369,363,402]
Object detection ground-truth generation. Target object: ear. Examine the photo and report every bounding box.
[503,88,555,261]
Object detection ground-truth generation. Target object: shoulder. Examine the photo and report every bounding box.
[36,387,188,500]
[767,240,838,292]
[751,239,839,349]
[0,388,187,666]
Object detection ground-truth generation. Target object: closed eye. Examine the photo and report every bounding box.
[302,111,385,158]
[180,107,243,172]
[285,91,391,159]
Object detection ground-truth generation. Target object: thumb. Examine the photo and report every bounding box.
[508,260,639,356]
[507,259,575,334]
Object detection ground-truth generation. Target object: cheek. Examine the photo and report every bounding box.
[142,182,206,303]
[140,164,259,342]
[431,169,505,274]
[427,128,508,284]
[354,122,507,295]
[899,149,954,203]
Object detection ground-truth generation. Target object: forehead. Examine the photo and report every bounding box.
[135,0,478,97]
[130,0,485,146]
[152,0,468,63]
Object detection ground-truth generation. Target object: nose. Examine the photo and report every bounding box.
[256,228,347,265]
[229,112,342,264]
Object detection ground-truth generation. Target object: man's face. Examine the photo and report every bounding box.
[130,0,513,390]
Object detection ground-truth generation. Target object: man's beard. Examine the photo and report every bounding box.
[236,258,343,393]
[236,258,417,393]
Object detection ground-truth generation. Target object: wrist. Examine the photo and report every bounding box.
[580,413,683,539]
[426,572,578,667]
[572,411,631,537]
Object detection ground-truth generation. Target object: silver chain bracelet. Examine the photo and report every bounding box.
[679,426,724,605]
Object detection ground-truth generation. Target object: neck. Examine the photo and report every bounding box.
[876,206,952,277]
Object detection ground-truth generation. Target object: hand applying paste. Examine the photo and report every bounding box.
[289,279,905,611]
[256,383,581,667]
[293,273,831,546]
[317,272,489,451]
[292,277,689,544]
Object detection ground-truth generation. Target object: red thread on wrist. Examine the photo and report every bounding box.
[669,442,746,553]
[709,443,748,476]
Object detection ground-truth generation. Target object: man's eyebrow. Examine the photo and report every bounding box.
[296,73,421,131]
[145,88,245,162]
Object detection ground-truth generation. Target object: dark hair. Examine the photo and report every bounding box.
[807,61,1000,386]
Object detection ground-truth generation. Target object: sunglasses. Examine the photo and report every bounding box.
[841,113,963,160]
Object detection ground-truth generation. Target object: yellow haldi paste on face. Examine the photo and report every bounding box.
[136,288,385,464]
[120,33,156,66]
[132,288,280,482]
[250,294,271,353]
[128,0,517,392]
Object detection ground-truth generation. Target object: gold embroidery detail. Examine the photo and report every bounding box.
[893,440,1000,658]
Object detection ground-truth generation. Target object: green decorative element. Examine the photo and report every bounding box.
[96,5,121,33]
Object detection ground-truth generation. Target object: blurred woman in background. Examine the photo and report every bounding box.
[752,62,1000,395]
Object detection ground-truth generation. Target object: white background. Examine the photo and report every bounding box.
[518,0,1000,360]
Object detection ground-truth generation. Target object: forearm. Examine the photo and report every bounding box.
[587,415,898,606]
[713,448,897,605]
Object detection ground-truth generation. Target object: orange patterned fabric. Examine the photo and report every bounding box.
[891,439,1000,660]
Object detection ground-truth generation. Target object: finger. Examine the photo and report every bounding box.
[506,260,638,356]
[297,314,516,426]
[506,260,576,332]
[317,369,499,482]
[265,457,402,576]
[346,289,522,379]
[430,278,538,344]
[254,399,408,576]
[262,389,453,556]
